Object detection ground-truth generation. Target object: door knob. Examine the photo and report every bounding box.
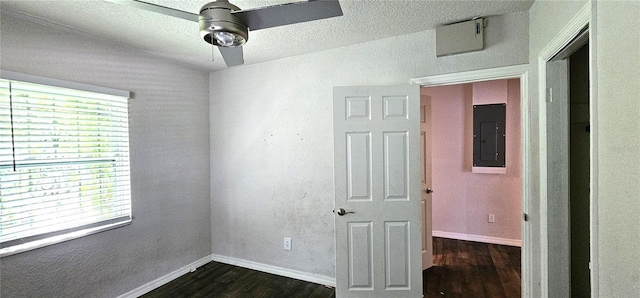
[334,208,355,216]
[426,188,434,194]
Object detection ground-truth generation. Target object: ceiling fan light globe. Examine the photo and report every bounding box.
[213,31,245,47]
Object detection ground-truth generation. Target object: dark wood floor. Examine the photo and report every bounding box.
[425,237,521,298]
[142,237,520,298]
[142,262,335,298]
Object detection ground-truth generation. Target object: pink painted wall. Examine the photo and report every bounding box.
[423,79,521,242]
[472,79,508,105]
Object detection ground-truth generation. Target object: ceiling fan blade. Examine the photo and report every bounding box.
[232,0,343,31]
[219,46,244,67]
[104,0,199,22]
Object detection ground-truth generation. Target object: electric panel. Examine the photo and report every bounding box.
[473,104,506,168]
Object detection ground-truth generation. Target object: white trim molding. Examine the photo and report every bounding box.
[588,1,599,295]
[433,230,522,247]
[536,3,591,297]
[538,4,591,62]
[411,64,530,87]
[116,255,212,298]
[472,166,507,174]
[212,254,336,287]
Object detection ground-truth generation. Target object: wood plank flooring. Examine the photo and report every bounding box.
[142,237,520,298]
[424,237,522,298]
[142,262,335,298]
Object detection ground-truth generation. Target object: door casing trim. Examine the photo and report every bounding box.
[536,2,593,297]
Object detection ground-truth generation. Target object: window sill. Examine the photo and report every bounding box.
[0,219,132,258]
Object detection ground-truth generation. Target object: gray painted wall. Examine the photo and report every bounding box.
[208,12,529,279]
[594,1,640,296]
[530,0,640,296]
[0,13,212,297]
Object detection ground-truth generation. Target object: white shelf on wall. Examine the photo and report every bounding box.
[472,166,507,174]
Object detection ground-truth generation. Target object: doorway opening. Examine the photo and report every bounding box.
[544,27,591,297]
[411,64,531,296]
[419,78,523,296]
[422,79,522,246]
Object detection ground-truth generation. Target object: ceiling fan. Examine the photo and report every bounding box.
[106,0,343,67]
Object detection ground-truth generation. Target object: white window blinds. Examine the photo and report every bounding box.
[0,76,132,251]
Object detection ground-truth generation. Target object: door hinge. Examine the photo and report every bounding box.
[523,213,529,222]
[547,88,553,103]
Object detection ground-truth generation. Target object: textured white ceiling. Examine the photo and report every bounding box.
[0,0,533,72]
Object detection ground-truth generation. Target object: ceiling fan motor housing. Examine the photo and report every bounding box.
[199,0,248,47]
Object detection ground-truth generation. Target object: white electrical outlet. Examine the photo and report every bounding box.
[488,214,496,223]
[284,237,292,251]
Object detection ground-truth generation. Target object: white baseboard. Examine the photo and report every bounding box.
[211,254,336,287]
[433,230,522,247]
[116,255,212,298]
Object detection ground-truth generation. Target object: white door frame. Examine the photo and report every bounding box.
[410,63,531,297]
[536,2,593,297]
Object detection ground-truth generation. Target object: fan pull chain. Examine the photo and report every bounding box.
[211,30,215,62]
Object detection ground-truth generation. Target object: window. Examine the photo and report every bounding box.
[0,72,131,256]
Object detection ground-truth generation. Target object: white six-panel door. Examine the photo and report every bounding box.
[333,85,422,297]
